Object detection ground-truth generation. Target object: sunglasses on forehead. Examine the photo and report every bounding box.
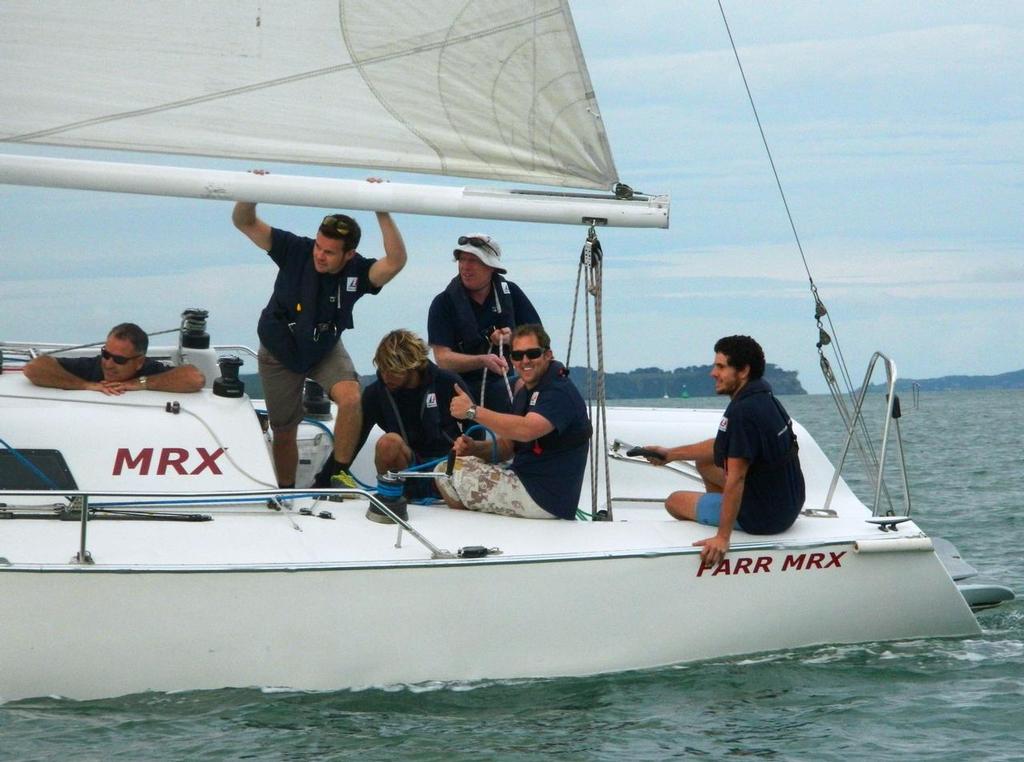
[509,347,547,361]
[101,348,142,365]
[321,215,350,236]
[457,235,498,258]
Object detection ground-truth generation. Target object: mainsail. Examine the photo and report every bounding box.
[0,1,668,226]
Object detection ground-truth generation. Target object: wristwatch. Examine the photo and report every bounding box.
[138,375,148,388]
[465,404,477,421]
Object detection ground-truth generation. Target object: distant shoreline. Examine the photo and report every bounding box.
[240,363,805,400]
[238,367,1023,401]
[868,368,1024,393]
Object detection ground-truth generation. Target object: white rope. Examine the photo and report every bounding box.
[566,227,613,520]
[478,333,514,408]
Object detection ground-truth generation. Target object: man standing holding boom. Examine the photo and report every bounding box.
[232,177,407,488]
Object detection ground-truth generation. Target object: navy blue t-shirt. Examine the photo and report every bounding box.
[258,228,380,373]
[426,278,540,391]
[359,363,469,459]
[510,365,590,519]
[713,378,805,534]
[57,356,170,382]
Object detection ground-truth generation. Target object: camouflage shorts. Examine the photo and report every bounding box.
[435,457,555,519]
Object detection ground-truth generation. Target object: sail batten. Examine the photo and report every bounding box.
[1,0,621,191]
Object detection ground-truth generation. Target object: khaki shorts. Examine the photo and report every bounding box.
[434,457,556,519]
[258,343,359,430]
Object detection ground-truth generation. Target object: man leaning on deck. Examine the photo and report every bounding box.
[23,322,204,395]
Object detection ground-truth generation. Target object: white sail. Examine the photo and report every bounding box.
[0,0,619,191]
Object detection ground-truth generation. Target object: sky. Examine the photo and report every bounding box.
[2,1,1022,394]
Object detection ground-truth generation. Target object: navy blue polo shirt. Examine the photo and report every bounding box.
[57,356,170,382]
[510,363,590,519]
[426,278,540,390]
[713,378,805,534]
[359,363,470,459]
[258,228,380,373]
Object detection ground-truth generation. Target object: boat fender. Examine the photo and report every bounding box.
[854,537,933,554]
[457,545,502,559]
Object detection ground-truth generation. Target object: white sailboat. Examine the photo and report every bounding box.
[0,1,1011,702]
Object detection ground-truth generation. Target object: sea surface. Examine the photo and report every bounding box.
[2,391,1021,761]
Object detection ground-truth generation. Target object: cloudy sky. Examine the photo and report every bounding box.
[2,2,1021,394]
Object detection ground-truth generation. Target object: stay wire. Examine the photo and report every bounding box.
[567,227,612,520]
[716,0,857,399]
[39,327,182,357]
[719,1,893,507]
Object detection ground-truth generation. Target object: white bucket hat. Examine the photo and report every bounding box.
[454,234,505,273]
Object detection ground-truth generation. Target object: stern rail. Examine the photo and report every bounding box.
[823,352,912,517]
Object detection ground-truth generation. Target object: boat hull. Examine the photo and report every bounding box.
[0,544,978,701]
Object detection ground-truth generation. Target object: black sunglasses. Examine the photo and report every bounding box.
[321,215,350,236]
[101,348,142,365]
[457,235,499,259]
[509,347,547,361]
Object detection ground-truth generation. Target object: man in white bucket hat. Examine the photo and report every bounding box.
[427,233,541,413]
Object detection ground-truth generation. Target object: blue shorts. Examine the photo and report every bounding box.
[696,492,742,530]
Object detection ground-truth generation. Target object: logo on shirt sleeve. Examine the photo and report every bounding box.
[718,416,729,432]
[426,393,437,408]
[346,276,358,292]
[530,391,540,406]
[501,281,511,295]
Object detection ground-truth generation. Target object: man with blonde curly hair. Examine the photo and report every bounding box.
[353,329,471,500]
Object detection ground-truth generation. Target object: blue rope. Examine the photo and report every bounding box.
[464,423,499,463]
[406,455,446,472]
[347,472,374,490]
[0,436,60,489]
[300,416,335,439]
[258,409,498,489]
[375,480,404,500]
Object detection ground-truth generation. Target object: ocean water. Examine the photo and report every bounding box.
[2,391,1021,761]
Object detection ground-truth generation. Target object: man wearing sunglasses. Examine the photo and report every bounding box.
[440,323,591,520]
[23,323,204,395]
[232,176,407,489]
[427,233,540,414]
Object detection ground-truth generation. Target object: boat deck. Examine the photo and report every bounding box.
[0,493,914,569]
